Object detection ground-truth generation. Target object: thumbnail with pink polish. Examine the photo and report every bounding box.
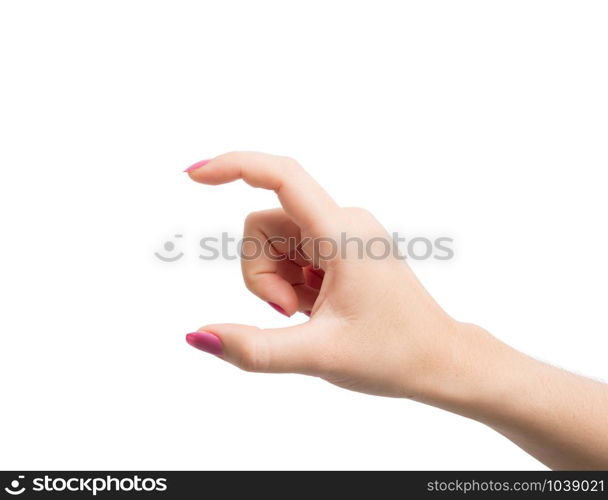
[185,331,223,355]
[184,159,211,173]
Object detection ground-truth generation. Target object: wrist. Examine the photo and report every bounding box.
[412,321,525,423]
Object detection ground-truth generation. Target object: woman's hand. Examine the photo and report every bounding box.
[184,151,608,470]
[184,151,465,400]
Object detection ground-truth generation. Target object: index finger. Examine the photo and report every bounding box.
[185,151,339,231]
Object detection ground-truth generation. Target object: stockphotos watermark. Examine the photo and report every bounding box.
[153,232,454,263]
[2,474,167,496]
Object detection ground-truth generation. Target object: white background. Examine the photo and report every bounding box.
[1,0,607,470]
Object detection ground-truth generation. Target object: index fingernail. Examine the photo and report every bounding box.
[184,159,211,173]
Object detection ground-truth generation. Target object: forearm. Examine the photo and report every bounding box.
[418,323,608,470]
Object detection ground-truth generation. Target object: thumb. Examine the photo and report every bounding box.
[185,323,325,375]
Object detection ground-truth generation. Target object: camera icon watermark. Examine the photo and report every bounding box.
[154,234,185,262]
[4,475,26,496]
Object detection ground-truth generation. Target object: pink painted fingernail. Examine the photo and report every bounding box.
[304,310,312,317]
[268,302,289,317]
[184,159,211,173]
[185,331,223,355]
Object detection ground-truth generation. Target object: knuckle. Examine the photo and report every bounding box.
[244,209,280,231]
[244,210,263,228]
[215,151,238,163]
[237,337,269,373]
[278,155,301,173]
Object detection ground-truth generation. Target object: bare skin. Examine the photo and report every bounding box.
[185,151,608,470]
